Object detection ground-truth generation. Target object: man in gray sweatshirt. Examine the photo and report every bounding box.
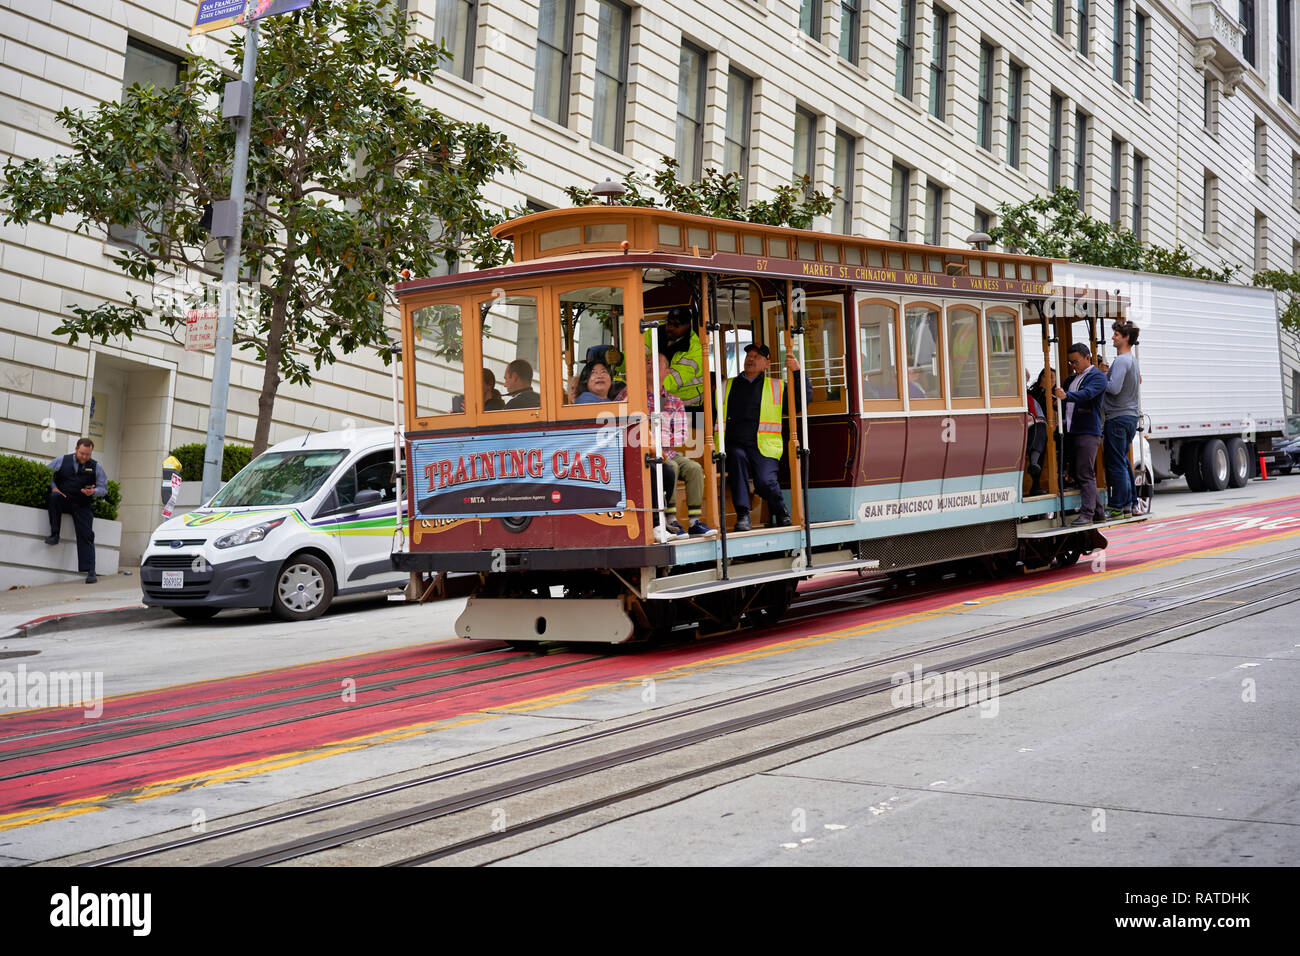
[1099,321,1142,517]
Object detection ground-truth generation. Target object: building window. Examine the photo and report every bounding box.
[725,70,753,200]
[1293,152,1300,208]
[112,39,183,249]
[975,208,993,239]
[1204,76,1219,133]
[977,41,994,151]
[1074,110,1089,209]
[890,163,911,241]
[925,181,944,245]
[1006,62,1023,168]
[1049,93,1064,191]
[592,0,629,152]
[1109,137,1123,224]
[835,129,856,233]
[1282,0,1295,103]
[1077,0,1090,55]
[1113,0,1126,82]
[928,6,949,120]
[1053,0,1066,37]
[1241,1,1257,66]
[1132,152,1146,240]
[533,0,575,125]
[896,0,918,98]
[1255,119,1268,179]
[1254,211,1267,268]
[675,42,707,181]
[435,0,478,83]
[1134,12,1148,101]
[1294,240,1300,270]
[840,0,860,63]
[1203,171,1219,240]
[801,0,822,43]
[794,107,817,190]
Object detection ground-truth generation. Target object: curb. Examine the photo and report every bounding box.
[2,604,167,641]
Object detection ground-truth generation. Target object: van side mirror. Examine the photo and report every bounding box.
[354,489,383,507]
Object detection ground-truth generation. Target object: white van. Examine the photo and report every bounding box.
[140,427,407,621]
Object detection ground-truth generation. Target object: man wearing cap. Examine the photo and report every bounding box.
[649,306,705,409]
[722,344,811,532]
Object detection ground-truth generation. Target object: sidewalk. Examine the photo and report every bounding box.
[0,572,163,639]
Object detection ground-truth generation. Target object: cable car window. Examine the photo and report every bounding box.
[560,285,624,405]
[479,293,541,413]
[800,297,848,413]
[859,301,901,407]
[987,310,1020,398]
[769,238,788,258]
[946,306,983,400]
[716,231,736,252]
[411,303,466,417]
[716,280,755,378]
[904,305,942,401]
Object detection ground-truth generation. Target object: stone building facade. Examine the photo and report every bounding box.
[2,0,1298,565]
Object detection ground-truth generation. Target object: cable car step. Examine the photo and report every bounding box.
[645,556,879,600]
[1017,514,1147,539]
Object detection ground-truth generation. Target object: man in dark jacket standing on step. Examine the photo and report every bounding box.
[46,437,108,584]
[1054,344,1108,526]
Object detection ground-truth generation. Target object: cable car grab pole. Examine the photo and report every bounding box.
[708,276,729,579]
[791,283,812,568]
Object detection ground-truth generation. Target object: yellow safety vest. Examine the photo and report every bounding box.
[644,329,704,406]
[722,375,786,460]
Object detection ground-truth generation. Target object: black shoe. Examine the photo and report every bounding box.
[1070,515,1093,527]
[44,535,59,545]
[769,513,793,528]
[734,513,752,533]
[85,572,97,584]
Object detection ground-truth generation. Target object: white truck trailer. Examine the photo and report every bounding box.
[1050,263,1287,492]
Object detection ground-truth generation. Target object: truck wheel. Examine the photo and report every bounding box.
[1225,438,1250,488]
[272,554,335,621]
[1200,439,1230,491]
[1181,442,1206,491]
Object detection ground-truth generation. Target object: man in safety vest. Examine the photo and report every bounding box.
[722,343,810,532]
[650,306,705,409]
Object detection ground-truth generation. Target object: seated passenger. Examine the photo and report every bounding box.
[647,351,714,538]
[483,369,506,411]
[575,360,616,404]
[503,359,540,409]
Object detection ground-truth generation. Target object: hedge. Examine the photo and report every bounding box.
[0,453,121,521]
[169,442,253,483]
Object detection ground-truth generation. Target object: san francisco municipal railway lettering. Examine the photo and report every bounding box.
[424,448,612,491]
[859,487,1017,521]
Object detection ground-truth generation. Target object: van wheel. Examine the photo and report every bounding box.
[1225,438,1250,488]
[272,554,335,621]
[1200,439,1230,491]
[171,607,219,621]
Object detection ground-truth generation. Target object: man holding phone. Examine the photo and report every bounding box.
[46,437,108,584]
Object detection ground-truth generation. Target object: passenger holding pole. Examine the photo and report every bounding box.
[722,344,811,532]
[1054,343,1108,526]
[1097,321,1141,518]
[646,352,715,538]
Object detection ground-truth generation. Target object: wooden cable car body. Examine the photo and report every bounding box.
[394,207,1135,644]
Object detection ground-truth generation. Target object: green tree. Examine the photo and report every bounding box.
[564,158,837,228]
[1,1,520,454]
[989,189,1300,334]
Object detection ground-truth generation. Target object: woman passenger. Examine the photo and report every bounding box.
[575,361,616,403]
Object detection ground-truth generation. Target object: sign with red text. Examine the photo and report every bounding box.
[411,428,627,518]
[185,308,218,351]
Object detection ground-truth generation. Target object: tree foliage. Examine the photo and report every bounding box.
[564,158,837,229]
[989,189,1300,334]
[1,0,520,454]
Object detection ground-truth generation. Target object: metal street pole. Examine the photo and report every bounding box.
[201,13,259,502]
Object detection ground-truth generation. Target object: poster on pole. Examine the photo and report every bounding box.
[192,0,314,36]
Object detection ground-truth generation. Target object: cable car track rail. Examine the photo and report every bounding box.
[80,559,1299,867]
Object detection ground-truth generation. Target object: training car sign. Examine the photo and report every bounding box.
[412,428,626,519]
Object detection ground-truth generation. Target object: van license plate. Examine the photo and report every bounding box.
[162,571,184,589]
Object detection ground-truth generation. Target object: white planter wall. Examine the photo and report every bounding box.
[0,501,122,589]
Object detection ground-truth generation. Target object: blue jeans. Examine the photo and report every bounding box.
[1103,416,1139,510]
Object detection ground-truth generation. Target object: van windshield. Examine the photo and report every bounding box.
[208,449,347,508]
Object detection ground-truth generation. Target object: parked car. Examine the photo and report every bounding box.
[140,427,406,621]
[1272,433,1300,475]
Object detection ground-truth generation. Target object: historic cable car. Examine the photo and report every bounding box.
[392,206,1137,644]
